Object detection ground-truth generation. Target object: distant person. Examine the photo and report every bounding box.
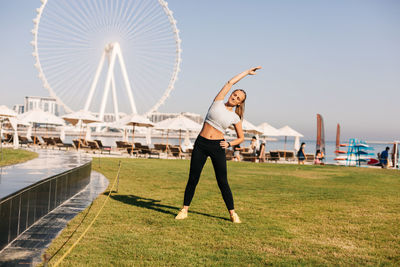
[175,66,262,224]
[297,142,306,164]
[249,136,259,156]
[380,146,390,169]
[258,141,266,162]
[314,149,324,165]
[232,144,243,161]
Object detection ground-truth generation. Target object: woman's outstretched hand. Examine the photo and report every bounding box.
[249,66,262,75]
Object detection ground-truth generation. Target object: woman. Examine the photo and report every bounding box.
[249,136,259,157]
[232,144,243,162]
[297,142,306,164]
[175,66,262,223]
[314,149,324,165]
[258,142,266,162]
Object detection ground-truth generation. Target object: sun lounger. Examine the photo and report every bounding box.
[31,135,44,146]
[79,138,89,147]
[285,151,295,161]
[73,139,89,150]
[241,151,257,162]
[94,139,111,154]
[87,140,100,153]
[18,136,32,147]
[306,154,315,163]
[4,133,13,144]
[126,146,140,156]
[268,151,280,162]
[138,145,160,158]
[134,142,143,149]
[132,142,149,157]
[42,137,57,147]
[169,145,188,159]
[241,147,250,153]
[154,143,167,150]
[277,150,296,161]
[153,143,169,153]
[116,141,132,151]
[53,137,73,150]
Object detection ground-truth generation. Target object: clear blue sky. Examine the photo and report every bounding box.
[1,0,399,141]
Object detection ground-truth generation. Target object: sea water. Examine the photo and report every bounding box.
[64,136,393,164]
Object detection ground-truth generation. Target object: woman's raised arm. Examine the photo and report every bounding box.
[214,66,262,101]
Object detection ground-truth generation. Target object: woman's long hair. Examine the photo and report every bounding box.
[234,89,246,120]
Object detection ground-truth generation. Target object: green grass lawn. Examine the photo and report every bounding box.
[0,148,37,167]
[45,158,400,266]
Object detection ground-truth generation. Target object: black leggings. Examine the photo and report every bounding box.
[183,135,234,210]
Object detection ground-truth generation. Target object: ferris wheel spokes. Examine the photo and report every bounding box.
[83,52,105,111]
[110,73,119,122]
[84,42,138,122]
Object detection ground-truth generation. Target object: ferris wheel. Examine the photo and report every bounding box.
[32,0,182,120]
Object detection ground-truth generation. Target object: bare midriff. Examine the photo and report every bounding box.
[199,122,225,140]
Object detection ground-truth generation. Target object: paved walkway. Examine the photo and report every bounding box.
[0,149,91,200]
[0,171,108,266]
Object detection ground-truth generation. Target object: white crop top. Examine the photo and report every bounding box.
[204,100,240,133]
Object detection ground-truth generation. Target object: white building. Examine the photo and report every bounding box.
[103,112,127,122]
[24,96,59,116]
[13,104,24,114]
[90,112,127,122]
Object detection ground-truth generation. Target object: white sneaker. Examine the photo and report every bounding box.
[175,209,188,220]
[230,212,242,223]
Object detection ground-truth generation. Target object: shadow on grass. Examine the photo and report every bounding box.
[104,192,229,221]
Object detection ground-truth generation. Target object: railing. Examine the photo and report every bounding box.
[0,162,91,251]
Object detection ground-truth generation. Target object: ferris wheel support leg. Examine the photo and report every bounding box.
[99,48,118,122]
[115,44,138,115]
[84,51,106,112]
[111,73,120,121]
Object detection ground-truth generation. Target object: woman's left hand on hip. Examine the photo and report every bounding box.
[220,140,229,149]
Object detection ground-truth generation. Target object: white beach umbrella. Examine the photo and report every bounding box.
[258,122,281,137]
[18,109,64,144]
[19,109,64,126]
[62,110,100,148]
[0,105,17,118]
[118,114,154,149]
[278,125,304,137]
[278,125,304,155]
[241,119,263,135]
[119,114,154,128]
[155,115,202,131]
[61,110,100,125]
[156,115,202,147]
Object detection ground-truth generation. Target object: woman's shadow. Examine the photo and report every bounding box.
[105,192,229,221]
